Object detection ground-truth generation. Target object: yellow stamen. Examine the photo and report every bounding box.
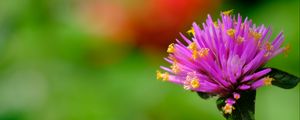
[167,43,175,53]
[223,103,235,114]
[257,41,262,47]
[236,36,244,44]
[156,70,169,81]
[227,29,236,38]
[183,85,190,90]
[254,33,262,40]
[263,42,274,57]
[283,44,290,56]
[199,48,210,58]
[192,50,199,60]
[222,9,234,16]
[184,72,200,90]
[264,76,274,85]
[192,48,209,60]
[187,27,195,36]
[188,42,197,51]
[264,52,272,57]
[168,56,178,63]
[156,70,162,80]
[214,21,219,28]
[265,42,274,51]
[190,79,200,89]
[233,21,237,25]
[241,23,245,29]
[156,70,163,80]
[171,63,180,74]
[234,96,240,100]
[250,30,262,40]
[233,94,240,100]
[163,72,169,81]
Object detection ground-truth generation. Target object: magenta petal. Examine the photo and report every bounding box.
[226,98,236,105]
[238,84,251,90]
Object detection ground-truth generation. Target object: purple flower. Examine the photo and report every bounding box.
[156,11,289,114]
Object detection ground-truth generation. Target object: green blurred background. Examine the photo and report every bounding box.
[0,0,299,120]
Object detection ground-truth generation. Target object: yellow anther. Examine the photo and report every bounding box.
[283,44,290,56]
[168,56,177,63]
[156,70,163,79]
[263,76,274,85]
[234,94,240,100]
[257,41,262,47]
[263,42,276,57]
[192,48,210,60]
[199,48,210,57]
[167,43,175,53]
[163,72,169,81]
[192,50,199,60]
[265,42,274,51]
[264,52,272,57]
[214,21,219,28]
[187,27,195,36]
[171,63,180,74]
[263,42,273,57]
[156,70,169,81]
[188,42,197,51]
[222,9,234,16]
[227,29,236,38]
[254,33,262,40]
[190,79,200,89]
[236,36,245,44]
[223,103,235,114]
[250,30,262,40]
[184,72,200,90]
[241,23,245,29]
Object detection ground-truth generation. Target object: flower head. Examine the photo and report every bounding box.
[157,12,287,114]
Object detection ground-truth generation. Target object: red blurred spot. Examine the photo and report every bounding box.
[79,0,221,50]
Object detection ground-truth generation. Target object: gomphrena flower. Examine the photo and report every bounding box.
[156,11,292,115]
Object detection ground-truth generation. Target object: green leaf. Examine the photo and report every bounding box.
[267,68,300,89]
[216,91,256,120]
[196,92,215,99]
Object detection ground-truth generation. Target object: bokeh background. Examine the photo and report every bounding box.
[0,0,299,120]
